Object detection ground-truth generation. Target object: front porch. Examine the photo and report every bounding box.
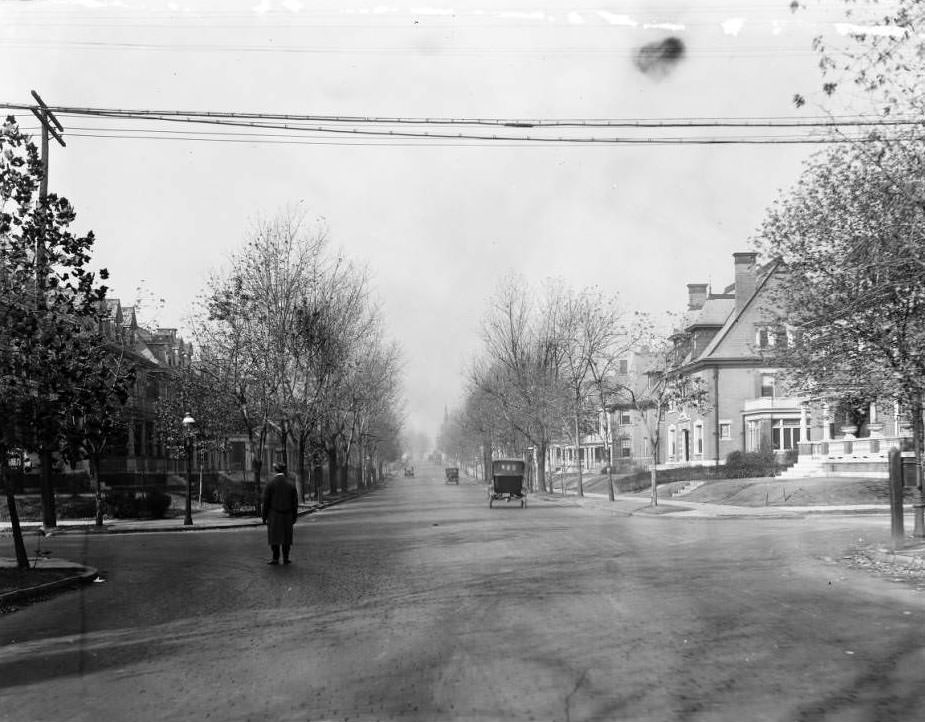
[781,433,912,479]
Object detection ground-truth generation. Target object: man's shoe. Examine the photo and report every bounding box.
[267,559,279,565]
[283,559,292,565]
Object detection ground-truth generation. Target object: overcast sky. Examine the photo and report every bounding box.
[2,0,874,439]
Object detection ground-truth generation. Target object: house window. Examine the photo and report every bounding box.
[760,373,775,398]
[145,375,160,401]
[756,327,770,348]
[694,423,703,454]
[668,426,676,459]
[620,412,631,425]
[719,422,732,440]
[746,420,761,452]
[134,422,144,458]
[772,419,802,451]
[621,439,631,458]
[619,359,628,374]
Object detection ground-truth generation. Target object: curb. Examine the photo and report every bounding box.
[871,549,925,569]
[2,493,362,537]
[0,565,99,607]
[533,493,895,520]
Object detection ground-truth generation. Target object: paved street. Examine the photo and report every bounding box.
[2,466,924,721]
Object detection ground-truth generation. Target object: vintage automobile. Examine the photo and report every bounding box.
[403,466,415,477]
[444,467,459,484]
[489,458,526,509]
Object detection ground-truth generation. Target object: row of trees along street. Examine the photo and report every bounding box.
[438,276,706,504]
[187,211,403,506]
[1,113,405,569]
[442,0,925,517]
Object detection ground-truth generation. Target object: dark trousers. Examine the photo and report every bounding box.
[270,544,291,561]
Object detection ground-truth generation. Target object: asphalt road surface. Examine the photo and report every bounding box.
[2,465,924,722]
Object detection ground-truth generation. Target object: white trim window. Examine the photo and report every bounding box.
[694,422,704,455]
[760,373,776,398]
[771,419,802,451]
[746,420,762,452]
[719,421,732,440]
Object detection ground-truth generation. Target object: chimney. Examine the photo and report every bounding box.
[687,283,708,311]
[733,252,758,309]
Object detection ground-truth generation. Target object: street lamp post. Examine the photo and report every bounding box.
[182,412,195,526]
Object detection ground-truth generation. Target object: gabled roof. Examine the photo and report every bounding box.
[695,259,782,362]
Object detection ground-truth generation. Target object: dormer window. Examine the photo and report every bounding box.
[756,324,791,350]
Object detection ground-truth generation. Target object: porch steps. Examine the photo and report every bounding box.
[778,457,889,480]
[778,458,827,479]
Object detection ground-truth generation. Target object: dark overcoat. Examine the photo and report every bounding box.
[262,473,298,546]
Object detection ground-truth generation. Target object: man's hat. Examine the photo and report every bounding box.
[273,462,287,473]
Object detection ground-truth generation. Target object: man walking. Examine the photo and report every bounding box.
[262,462,299,565]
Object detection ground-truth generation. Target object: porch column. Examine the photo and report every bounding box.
[799,404,808,443]
[868,402,884,437]
[822,402,831,441]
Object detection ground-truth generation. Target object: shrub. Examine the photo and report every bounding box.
[724,449,778,478]
[104,488,172,519]
[57,496,99,519]
[144,489,172,518]
[222,483,259,516]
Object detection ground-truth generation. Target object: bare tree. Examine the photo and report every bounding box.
[556,283,638,498]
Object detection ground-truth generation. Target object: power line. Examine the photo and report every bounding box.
[3,103,920,129]
[4,103,921,146]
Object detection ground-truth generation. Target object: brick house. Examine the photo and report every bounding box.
[661,252,808,466]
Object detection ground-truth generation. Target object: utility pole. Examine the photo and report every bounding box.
[29,90,65,280]
[28,91,66,530]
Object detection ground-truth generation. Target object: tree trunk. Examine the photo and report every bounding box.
[327,445,338,495]
[536,440,548,493]
[251,457,263,517]
[296,435,306,502]
[575,412,584,497]
[1,457,29,569]
[39,448,56,528]
[358,437,365,491]
[313,463,324,502]
[911,395,924,538]
[91,456,104,527]
[338,450,348,492]
[650,438,660,506]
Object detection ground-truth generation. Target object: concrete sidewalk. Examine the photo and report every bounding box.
[0,493,355,537]
[537,490,908,520]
